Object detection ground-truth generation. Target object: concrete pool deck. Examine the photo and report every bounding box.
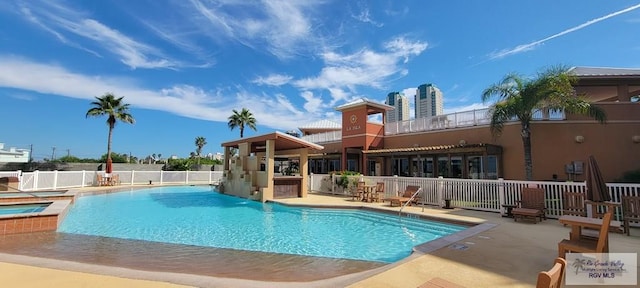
[1,187,638,287]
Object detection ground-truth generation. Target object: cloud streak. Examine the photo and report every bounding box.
[15,1,183,69]
[489,3,640,59]
[0,56,315,131]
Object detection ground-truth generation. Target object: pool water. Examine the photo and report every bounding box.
[0,203,47,215]
[59,186,466,263]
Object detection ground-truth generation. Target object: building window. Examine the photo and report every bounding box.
[487,155,498,179]
[329,159,340,172]
[392,158,409,176]
[450,156,463,178]
[437,157,449,177]
[347,159,357,172]
[467,156,483,179]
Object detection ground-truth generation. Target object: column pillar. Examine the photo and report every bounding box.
[299,148,309,197]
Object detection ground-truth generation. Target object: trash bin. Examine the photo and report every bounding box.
[0,177,19,191]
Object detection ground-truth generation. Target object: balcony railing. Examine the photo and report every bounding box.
[301,108,566,144]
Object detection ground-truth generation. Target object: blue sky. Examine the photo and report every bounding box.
[1,1,639,161]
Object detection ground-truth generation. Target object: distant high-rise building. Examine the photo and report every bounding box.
[385,92,409,123]
[415,84,443,118]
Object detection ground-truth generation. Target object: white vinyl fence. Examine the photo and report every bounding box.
[4,170,638,227]
[9,170,223,191]
[309,174,640,225]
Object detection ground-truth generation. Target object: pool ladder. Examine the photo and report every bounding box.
[398,187,423,216]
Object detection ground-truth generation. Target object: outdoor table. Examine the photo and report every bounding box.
[558,215,610,253]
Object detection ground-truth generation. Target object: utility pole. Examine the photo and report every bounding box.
[67,149,70,157]
[29,144,33,162]
[51,146,56,161]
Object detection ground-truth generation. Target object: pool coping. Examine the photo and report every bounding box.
[0,185,501,287]
[0,199,71,219]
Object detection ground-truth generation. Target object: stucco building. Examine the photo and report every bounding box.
[299,67,640,183]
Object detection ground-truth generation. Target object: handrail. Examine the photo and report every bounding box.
[399,187,422,216]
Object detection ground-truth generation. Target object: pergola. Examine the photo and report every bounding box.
[220,131,324,202]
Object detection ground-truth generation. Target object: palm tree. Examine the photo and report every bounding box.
[228,108,257,138]
[482,66,606,180]
[86,93,135,172]
[195,136,207,165]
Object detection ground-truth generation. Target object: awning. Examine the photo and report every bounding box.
[362,143,502,156]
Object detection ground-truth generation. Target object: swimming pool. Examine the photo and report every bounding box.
[0,203,48,215]
[59,186,466,263]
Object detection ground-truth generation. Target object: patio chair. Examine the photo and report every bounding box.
[96,174,108,186]
[109,174,121,186]
[536,257,566,288]
[351,181,364,201]
[562,191,586,217]
[512,187,547,223]
[383,185,420,207]
[622,196,640,236]
[370,182,385,203]
[558,212,612,258]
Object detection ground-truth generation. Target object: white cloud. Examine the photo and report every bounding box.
[15,1,180,69]
[352,7,383,27]
[252,74,293,86]
[489,3,640,60]
[294,37,427,103]
[300,90,323,113]
[188,0,324,59]
[0,56,317,131]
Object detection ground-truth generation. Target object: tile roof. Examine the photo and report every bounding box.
[569,66,640,77]
[362,143,492,154]
[335,98,394,111]
[298,119,341,130]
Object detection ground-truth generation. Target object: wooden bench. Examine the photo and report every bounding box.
[512,208,544,223]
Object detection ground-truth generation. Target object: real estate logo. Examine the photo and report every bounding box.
[566,253,637,286]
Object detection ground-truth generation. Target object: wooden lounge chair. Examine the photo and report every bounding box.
[562,191,586,217]
[384,185,420,207]
[558,212,612,258]
[536,257,566,288]
[622,196,640,236]
[512,188,546,223]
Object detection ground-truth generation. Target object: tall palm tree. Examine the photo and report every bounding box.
[482,66,606,180]
[228,108,257,138]
[86,93,135,171]
[195,136,207,165]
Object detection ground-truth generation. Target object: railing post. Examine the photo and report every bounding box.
[33,170,39,191]
[131,170,135,185]
[17,170,23,191]
[437,176,444,206]
[160,170,164,185]
[393,175,399,196]
[498,178,505,215]
[209,170,212,184]
[52,170,58,190]
[81,170,86,188]
[185,170,189,184]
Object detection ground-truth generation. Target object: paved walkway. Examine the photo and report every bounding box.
[1,189,638,287]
